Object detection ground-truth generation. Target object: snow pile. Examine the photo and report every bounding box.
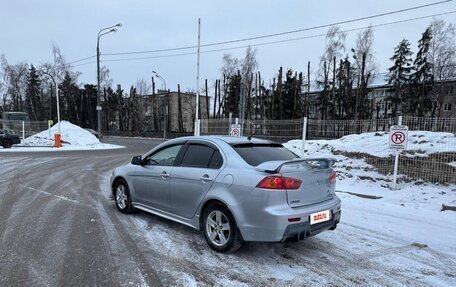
[284,130,455,185]
[285,139,390,184]
[119,176,456,286]
[18,121,123,151]
[286,131,455,158]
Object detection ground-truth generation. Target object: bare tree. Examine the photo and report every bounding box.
[317,26,346,120]
[182,89,197,131]
[352,25,377,119]
[0,55,5,104]
[52,45,81,82]
[353,25,377,79]
[177,84,183,132]
[241,46,258,82]
[428,18,456,116]
[241,47,258,120]
[220,53,239,78]
[1,55,28,111]
[100,66,113,90]
[135,78,151,132]
[320,26,346,64]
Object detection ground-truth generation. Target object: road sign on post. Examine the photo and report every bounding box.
[389,117,408,190]
[389,125,409,150]
[230,124,241,137]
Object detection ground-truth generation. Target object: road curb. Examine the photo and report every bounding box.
[336,190,383,200]
[441,204,456,212]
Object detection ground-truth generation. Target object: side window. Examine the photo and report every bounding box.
[146,144,183,166]
[181,144,216,168]
[209,150,223,169]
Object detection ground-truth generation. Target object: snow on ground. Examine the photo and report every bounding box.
[284,131,455,202]
[3,127,452,285]
[122,179,456,286]
[286,131,455,158]
[103,132,455,286]
[0,121,123,152]
[281,132,456,258]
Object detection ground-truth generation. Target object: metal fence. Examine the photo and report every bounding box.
[306,118,397,139]
[200,116,456,184]
[2,116,454,184]
[201,118,304,143]
[0,119,49,138]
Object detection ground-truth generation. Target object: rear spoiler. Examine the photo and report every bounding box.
[255,158,336,173]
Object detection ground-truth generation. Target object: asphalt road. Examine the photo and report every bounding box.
[0,137,168,286]
[1,137,454,287]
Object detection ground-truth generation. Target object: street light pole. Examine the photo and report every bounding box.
[152,71,167,139]
[97,23,121,140]
[195,18,201,136]
[42,71,61,135]
[239,82,249,136]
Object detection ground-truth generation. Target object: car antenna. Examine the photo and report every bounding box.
[247,130,257,141]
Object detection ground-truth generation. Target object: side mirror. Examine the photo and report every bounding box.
[131,155,142,165]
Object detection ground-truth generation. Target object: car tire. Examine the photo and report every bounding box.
[203,203,242,253]
[2,139,13,148]
[114,179,134,213]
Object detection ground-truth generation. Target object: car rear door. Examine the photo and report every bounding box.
[169,142,223,219]
[131,143,184,211]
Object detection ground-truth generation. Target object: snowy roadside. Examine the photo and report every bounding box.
[281,134,456,254]
[114,176,456,286]
[99,133,455,286]
[283,132,456,209]
[0,121,124,152]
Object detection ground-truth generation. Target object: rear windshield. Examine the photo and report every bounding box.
[232,143,299,166]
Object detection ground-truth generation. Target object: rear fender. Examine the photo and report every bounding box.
[197,185,246,229]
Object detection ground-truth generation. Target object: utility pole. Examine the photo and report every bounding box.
[195,18,201,136]
[153,71,167,139]
[307,61,310,117]
[96,23,121,139]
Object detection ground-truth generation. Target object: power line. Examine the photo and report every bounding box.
[68,55,96,65]
[101,0,454,57]
[71,10,456,66]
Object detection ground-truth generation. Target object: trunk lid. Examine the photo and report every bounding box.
[256,158,336,208]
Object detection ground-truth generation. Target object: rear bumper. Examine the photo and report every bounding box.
[281,210,341,242]
[236,196,341,242]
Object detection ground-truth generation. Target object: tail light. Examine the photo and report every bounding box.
[329,171,337,184]
[257,176,302,190]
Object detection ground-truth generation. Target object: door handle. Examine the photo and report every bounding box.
[161,172,170,179]
[200,175,213,182]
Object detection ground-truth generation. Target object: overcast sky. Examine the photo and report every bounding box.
[1,0,455,93]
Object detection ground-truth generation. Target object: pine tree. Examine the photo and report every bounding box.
[316,61,331,120]
[82,84,97,129]
[25,65,43,121]
[387,39,413,118]
[282,69,300,119]
[335,57,355,119]
[224,71,242,118]
[410,27,434,116]
[59,72,81,124]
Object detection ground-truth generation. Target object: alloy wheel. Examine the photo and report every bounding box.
[116,185,128,210]
[205,210,231,246]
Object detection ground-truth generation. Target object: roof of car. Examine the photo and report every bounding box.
[176,135,276,145]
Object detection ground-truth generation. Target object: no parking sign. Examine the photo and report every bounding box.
[389,125,409,150]
[230,124,241,136]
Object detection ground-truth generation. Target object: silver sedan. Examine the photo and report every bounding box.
[111,136,341,253]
